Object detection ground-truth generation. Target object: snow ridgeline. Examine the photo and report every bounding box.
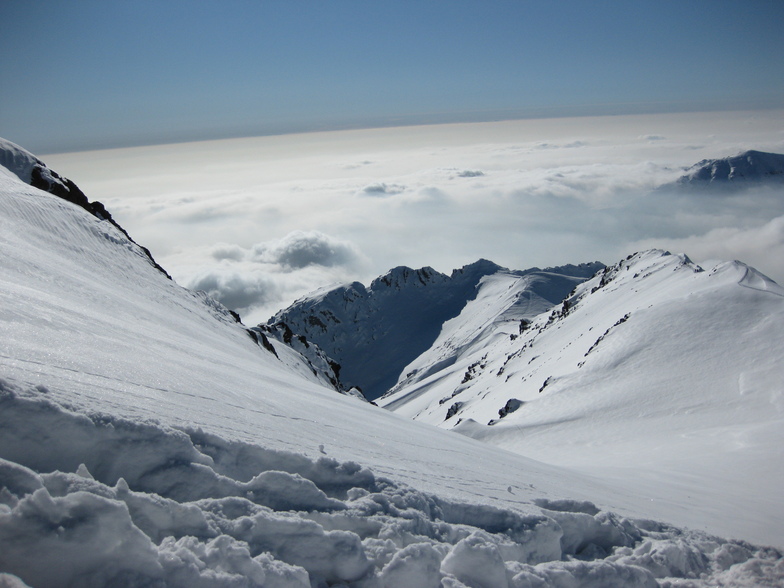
[2,382,782,588]
[267,260,603,401]
[379,249,784,546]
[668,149,784,191]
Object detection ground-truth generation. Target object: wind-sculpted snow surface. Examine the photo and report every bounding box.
[2,381,782,588]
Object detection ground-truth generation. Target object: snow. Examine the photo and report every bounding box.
[672,150,784,188]
[8,382,777,588]
[0,138,43,184]
[1,141,783,586]
[380,250,784,547]
[269,261,602,400]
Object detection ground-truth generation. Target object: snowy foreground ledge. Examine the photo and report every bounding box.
[1,382,782,588]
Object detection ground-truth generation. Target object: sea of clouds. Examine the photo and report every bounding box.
[45,110,784,324]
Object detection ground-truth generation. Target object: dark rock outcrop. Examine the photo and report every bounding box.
[1,137,171,279]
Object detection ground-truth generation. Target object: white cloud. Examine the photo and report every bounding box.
[250,230,363,269]
[359,182,406,197]
[178,231,368,324]
[534,140,588,150]
[43,110,784,320]
[210,243,245,261]
[188,269,281,315]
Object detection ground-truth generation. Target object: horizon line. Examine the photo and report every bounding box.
[36,102,784,157]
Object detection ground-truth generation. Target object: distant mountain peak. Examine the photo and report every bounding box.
[668,149,784,191]
[370,265,447,290]
[450,258,505,277]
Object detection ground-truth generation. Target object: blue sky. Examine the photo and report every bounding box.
[2,0,783,154]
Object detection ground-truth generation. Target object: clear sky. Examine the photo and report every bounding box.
[2,0,783,154]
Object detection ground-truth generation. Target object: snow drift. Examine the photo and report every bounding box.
[3,381,783,588]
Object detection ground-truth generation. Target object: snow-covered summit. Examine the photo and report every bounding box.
[381,249,784,545]
[267,259,604,400]
[371,264,450,290]
[667,149,784,190]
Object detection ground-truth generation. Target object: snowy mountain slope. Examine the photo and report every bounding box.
[253,321,349,397]
[267,261,602,400]
[380,250,784,547]
[0,137,171,279]
[1,143,783,586]
[662,149,784,191]
[390,269,598,395]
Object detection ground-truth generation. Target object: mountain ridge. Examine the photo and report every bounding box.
[659,149,784,191]
[267,259,604,399]
[379,249,784,544]
[0,137,172,280]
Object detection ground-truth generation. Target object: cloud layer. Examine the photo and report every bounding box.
[177,231,367,322]
[250,230,362,269]
[45,111,784,324]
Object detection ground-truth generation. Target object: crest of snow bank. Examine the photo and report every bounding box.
[0,138,44,184]
[2,381,781,588]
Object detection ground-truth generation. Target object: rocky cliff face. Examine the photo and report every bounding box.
[266,260,603,399]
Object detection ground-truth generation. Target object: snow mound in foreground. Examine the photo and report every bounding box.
[2,380,782,588]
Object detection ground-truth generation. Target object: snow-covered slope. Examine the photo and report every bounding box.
[664,149,784,190]
[388,268,598,395]
[1,141,783,587]
[253,321,349,396]
[0,136,172,280]
[267,261,603,400]
[380,250,784,547]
